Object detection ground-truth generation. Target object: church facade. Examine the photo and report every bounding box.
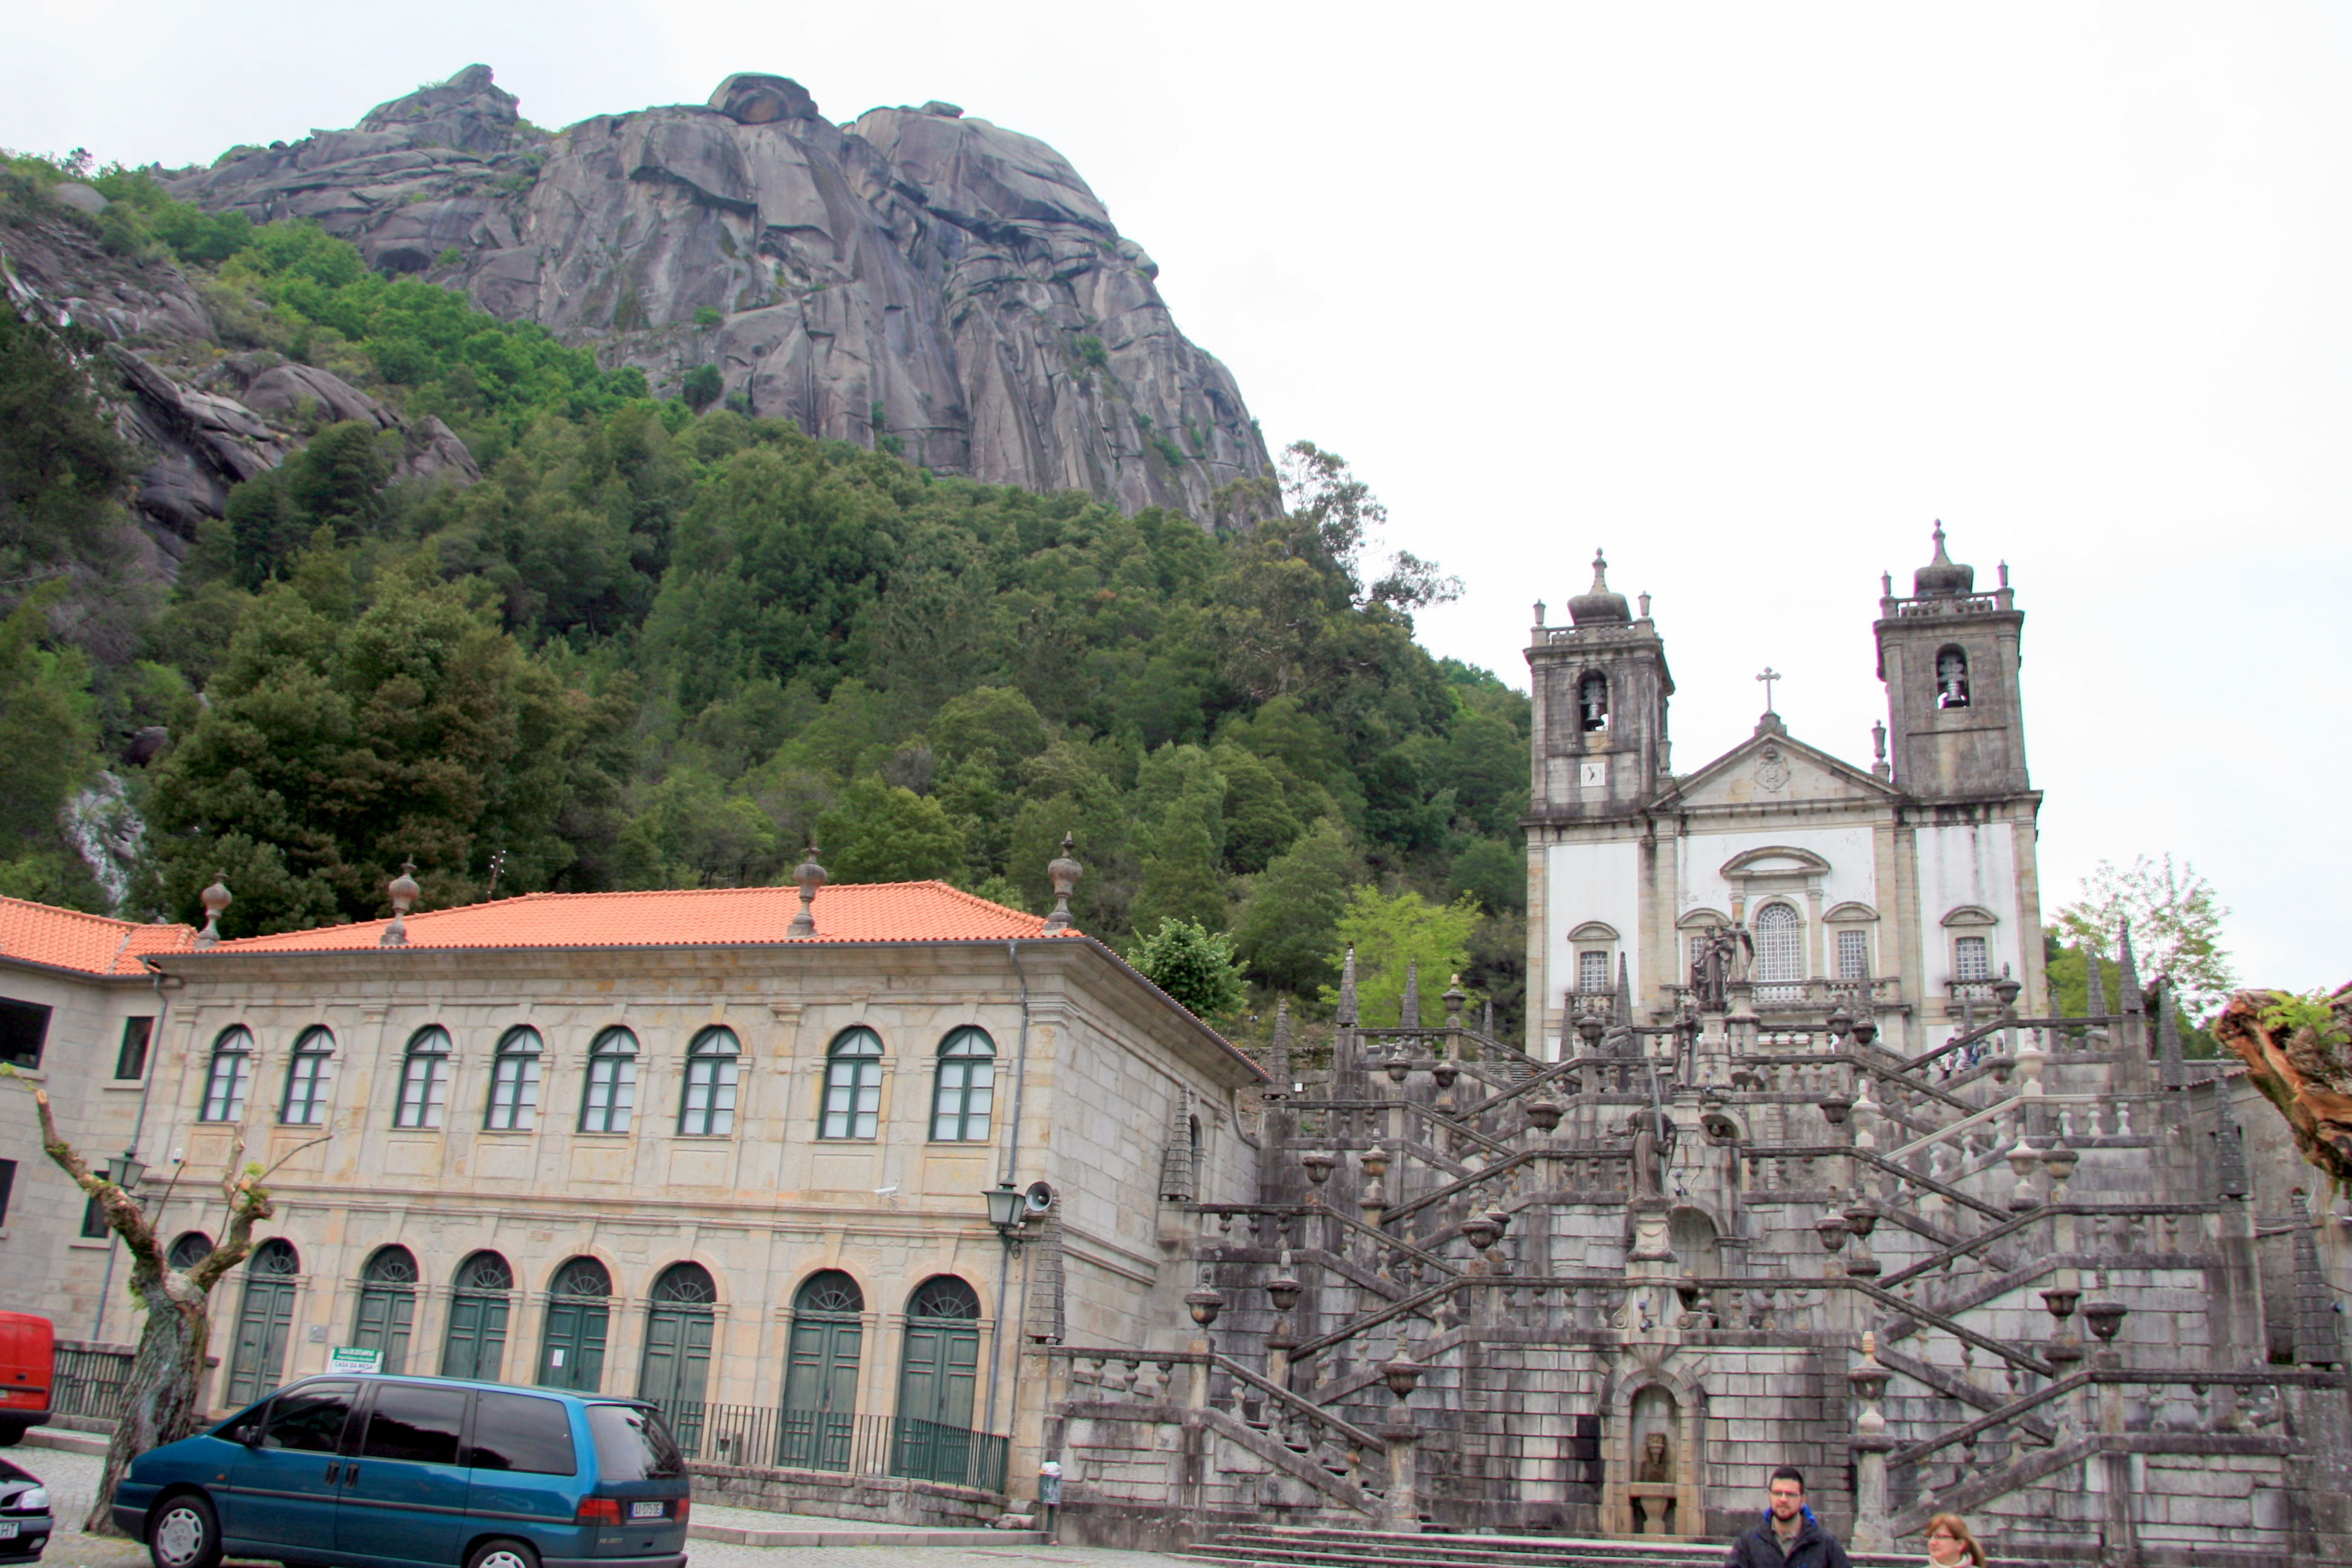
[1524,529,2046,1061]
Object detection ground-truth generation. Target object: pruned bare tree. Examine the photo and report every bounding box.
[6,1069,276,1537]
[2213,985,2352,1186]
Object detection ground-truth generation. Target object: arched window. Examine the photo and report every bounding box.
[224,1238,301,1405]
[200,1027,253,1122]
[1936,647,1970,709]
[166,1231,213,1271]
[639,1264,718,1440]
[1578,672,1610,733]
[782,1271,864,1470]
[821,1028,884,1140]
[279,1026,334,1126]
[1754,903,1803,1001]
[393,1027,452,1129]
[930,1028,995,1142]
[351,1245,418,1374]
[486,1027,541,1131]
[538,1257,611,1393]
[678,1027,740,1137]
[895,1276,982,1481]
[580,1027,638,1134]
[442,1250,513,1381]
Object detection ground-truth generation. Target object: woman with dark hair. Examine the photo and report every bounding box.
[1924,1514,1987,1567]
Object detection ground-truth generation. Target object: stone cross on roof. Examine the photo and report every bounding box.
[1756,666,1782,714]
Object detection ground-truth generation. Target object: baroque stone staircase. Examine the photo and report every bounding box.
[1178,1524,2074,1568]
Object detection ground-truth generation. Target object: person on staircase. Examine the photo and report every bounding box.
[1923,1514,1987,1567]
[1723,1467,1854,1568]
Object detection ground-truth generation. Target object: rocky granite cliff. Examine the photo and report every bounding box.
[166,65,1269,518]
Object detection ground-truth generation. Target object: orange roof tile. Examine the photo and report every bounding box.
[0,897,197,976]
[204,881,1074,956]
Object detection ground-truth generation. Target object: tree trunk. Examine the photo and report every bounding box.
[88,1267,217,1536]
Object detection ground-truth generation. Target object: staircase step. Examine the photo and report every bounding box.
[1184,1526,2074,1568]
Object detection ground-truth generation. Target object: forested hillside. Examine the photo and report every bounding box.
[0,152,1530,1036]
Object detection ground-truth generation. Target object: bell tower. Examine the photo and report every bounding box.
[1526,550,1673,822]
[1873,526,2030,802]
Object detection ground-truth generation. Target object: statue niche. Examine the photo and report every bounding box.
[1619,1384,1687,1536]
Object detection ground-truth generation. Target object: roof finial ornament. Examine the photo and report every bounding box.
[1756,666,1782,716]
[1042,833,1082,932]
[788,841,826,938]
[1870,719,1890,781]
[1589,549,1610,592]
[380,858,420,947]
[1912,521,1975,598]
[195,874,231,947]
[1567,547,1632,626]
[1336,945,1360,1027]
[1401,961,1422,1029]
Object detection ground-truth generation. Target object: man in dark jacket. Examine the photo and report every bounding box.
[1723,1467,1854,1568]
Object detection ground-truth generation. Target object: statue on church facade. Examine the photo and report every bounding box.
[1690,924,1751,1010]
[1636,1431,1674,1483]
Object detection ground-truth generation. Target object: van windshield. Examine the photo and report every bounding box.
[585,1404,683,1481]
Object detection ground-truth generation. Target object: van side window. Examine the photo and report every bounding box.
[467,1391,577,1475]
[586,1403,683,1480]
[261,1382,356,1453]
[362,1382,468,1466]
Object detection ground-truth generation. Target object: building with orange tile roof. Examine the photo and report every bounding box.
[0,899,197,1360]
[42,864,1263,1523]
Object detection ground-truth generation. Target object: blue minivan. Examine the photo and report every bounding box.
[112,1373,690,1568]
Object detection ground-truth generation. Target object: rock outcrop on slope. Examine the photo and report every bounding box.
[1,209,477,554]
[170,66,1270,520]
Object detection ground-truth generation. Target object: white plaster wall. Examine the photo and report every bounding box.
[1913,822,2027,984]
[1545,839,1641,1054]
[1676,824,1880,916]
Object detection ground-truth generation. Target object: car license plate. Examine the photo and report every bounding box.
[629,1501,664,1519]
[0,1520,19,1537]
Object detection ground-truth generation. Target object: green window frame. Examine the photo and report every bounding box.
[820,1028,883,1140]
[279,1026,334,1126]
[486,1026,542,1131]
[580,1027,637,1134]
[393,1027,452,1129]
[201,1027,253,1122]
[678,1027,739,1137]
[929,1027,995,1142]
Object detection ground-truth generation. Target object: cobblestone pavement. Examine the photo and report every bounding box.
[13,1446,1200,1568]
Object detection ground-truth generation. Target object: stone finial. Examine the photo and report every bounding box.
[1442,975,1466,1029]
[1336,946,1359,1027]
[1637,591,1651,618]
[1042,833,1082,932]
[1533,599,1546,628]
[2293,1221,2342,1367]
[1158,1087,1195,1203]
[1615,953,1634,1022]
[2083,945,2106,1019]
[195,875,232,947]
[1401,962,1422,1029]
[788,842,826,938]
[1870,719,1890,782]
[380,858,420,948]
[2156,975,2186,1089]
[2115,921,2144,1013]
[1269,998,1292,1089]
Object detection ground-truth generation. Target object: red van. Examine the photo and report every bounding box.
[0,1316,52,1445]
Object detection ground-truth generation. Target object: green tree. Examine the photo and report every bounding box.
[1132,790,1227,937]
[1233,818,1354,998]
[1449,839,1525,915]
[681,364,722,412]
[0,312,131,578]
[1127,918,1246,1021]
[817,777,966,883]
[0,586,105,908]
[145,560,602,933]
[1322,884,1480,1025]
[2054,854,2235,1014]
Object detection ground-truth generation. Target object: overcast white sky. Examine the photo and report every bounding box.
[8,2,2347,988]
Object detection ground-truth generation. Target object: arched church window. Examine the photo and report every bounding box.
[1754,904,1803,1000]
[1578,673,1610,732]
[1936,647,1970,709]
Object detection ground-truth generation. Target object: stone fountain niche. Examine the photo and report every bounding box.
[1604,1382,1702,1537]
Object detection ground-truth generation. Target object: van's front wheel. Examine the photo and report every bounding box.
[148,1492,222,1568]
[465,1538,540,1568]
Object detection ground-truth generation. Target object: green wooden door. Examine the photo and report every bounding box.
[225,1240,302,1406]
[351,1286,414,1374]
[780,1315,861,1469]
[538,1298,607,1391]
[440,1290,509,1380]
[638,1307,713,1451]
[538,1258,612,1392]
[892,1276,981,1485]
